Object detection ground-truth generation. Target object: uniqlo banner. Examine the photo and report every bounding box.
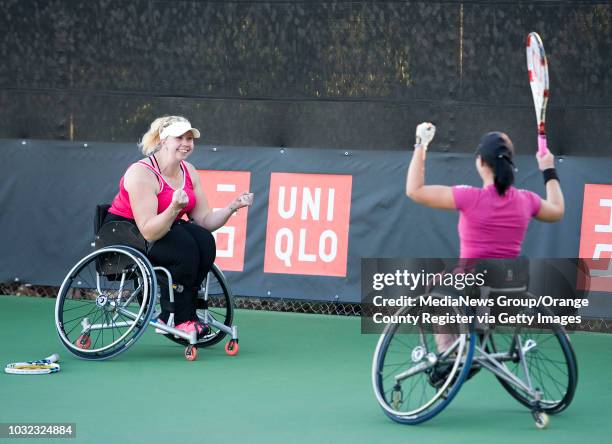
[578,184,612,292]
[196,170,251,271]
[5,139,612,302]
[264,173,352,277]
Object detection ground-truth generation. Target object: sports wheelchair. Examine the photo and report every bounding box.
[371,259,578,429]
[54,205,239,361]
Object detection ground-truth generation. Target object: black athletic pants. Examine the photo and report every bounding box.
[103,214,216,325]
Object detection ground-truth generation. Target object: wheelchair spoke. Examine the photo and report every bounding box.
[62,303,99,334]
[208,308,226,318]
[380,362,411,383]
[527,353,567,400]
[88,310,106,349]
[485,308,577,413]
[61,298,96,310]
[528,350,569,368]
[64,301,97,323]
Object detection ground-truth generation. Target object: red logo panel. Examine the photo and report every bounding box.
[264,173,352,277]
[196,170,251,272]
[578,184,612,292]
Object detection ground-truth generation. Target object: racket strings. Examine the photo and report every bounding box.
[4,362,61,375]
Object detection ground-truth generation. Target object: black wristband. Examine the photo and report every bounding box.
[542,168,559,184]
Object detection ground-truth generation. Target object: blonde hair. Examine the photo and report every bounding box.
[139,115,191,156]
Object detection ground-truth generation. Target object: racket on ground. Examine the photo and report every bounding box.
[526,32,550,156]
[4,354,60,375]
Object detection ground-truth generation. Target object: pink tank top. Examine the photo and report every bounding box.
[451,185,542,258]
[109,157,196,221]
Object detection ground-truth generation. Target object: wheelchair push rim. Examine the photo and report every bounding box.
[371,301,476,424]
[55,246,157,360]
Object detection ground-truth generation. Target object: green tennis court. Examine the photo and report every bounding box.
[1,295,611,443]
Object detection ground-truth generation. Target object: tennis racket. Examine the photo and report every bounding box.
[4,354,60,375]
[526,32,550,156]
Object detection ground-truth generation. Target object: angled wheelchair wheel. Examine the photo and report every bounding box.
[484,305,578,414]
[55,246,157,360]
[372,297,476,424]
[165,264,234,348]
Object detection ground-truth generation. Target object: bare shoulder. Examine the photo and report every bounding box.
[124,162,158,191]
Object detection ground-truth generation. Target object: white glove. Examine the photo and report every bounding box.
[415,122,436,149]
[171,189,189,210]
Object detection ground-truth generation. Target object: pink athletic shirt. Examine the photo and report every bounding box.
[451,185,542,258]
[108,158,196,220]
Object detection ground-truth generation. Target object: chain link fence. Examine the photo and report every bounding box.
[0,283,361,316]
[3,283,611,332]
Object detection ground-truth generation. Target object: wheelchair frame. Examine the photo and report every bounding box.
[55,244,239,361]
[371,286,578,428]
[151,264,238,349]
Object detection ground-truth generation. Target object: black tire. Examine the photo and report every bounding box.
[371,297,476,424]
[484,305,578,414]
[55,246,157,360]
[164,264,234,348]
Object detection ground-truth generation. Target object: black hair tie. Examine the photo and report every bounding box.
[497,153,515,166]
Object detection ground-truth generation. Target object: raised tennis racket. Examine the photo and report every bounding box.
[4,354,60,375]
[526,32,550,156]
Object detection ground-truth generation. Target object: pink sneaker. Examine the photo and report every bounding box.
[175,320,210,339]
[175,320,204,335]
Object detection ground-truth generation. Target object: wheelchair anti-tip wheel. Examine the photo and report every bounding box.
[372,298,476,424]
[533,411,550,429]
[163,264,235,349]
[55,246,157,360]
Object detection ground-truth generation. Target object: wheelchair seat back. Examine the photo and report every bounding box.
[95,204,111,235]
[94,204,148,280]
[475,258,529,292]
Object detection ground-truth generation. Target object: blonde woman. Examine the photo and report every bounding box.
[105,116,253,336]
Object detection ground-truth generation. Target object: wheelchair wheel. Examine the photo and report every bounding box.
[55,246,157,360]
[484,305,578,414]
[371,298,476,424]
[165,264,234,348]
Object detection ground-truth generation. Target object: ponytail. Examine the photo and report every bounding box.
[475,132,516,196]
[492,153,515,196]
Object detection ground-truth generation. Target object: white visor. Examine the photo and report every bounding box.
[159,121,201,140]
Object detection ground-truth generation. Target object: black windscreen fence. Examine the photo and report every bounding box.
[1,1,611,154]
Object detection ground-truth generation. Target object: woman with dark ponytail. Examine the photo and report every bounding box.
[405,123,564,259]
[478,132,516,197]
[406,123,564,355]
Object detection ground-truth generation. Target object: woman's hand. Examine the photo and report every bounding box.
[229,192,254,213]
[415,122,436,149]
[171,189,189,212]
[536,150,555,170]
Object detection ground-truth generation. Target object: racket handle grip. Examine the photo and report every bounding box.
[538,134,548,156]
[45,354,60,363]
